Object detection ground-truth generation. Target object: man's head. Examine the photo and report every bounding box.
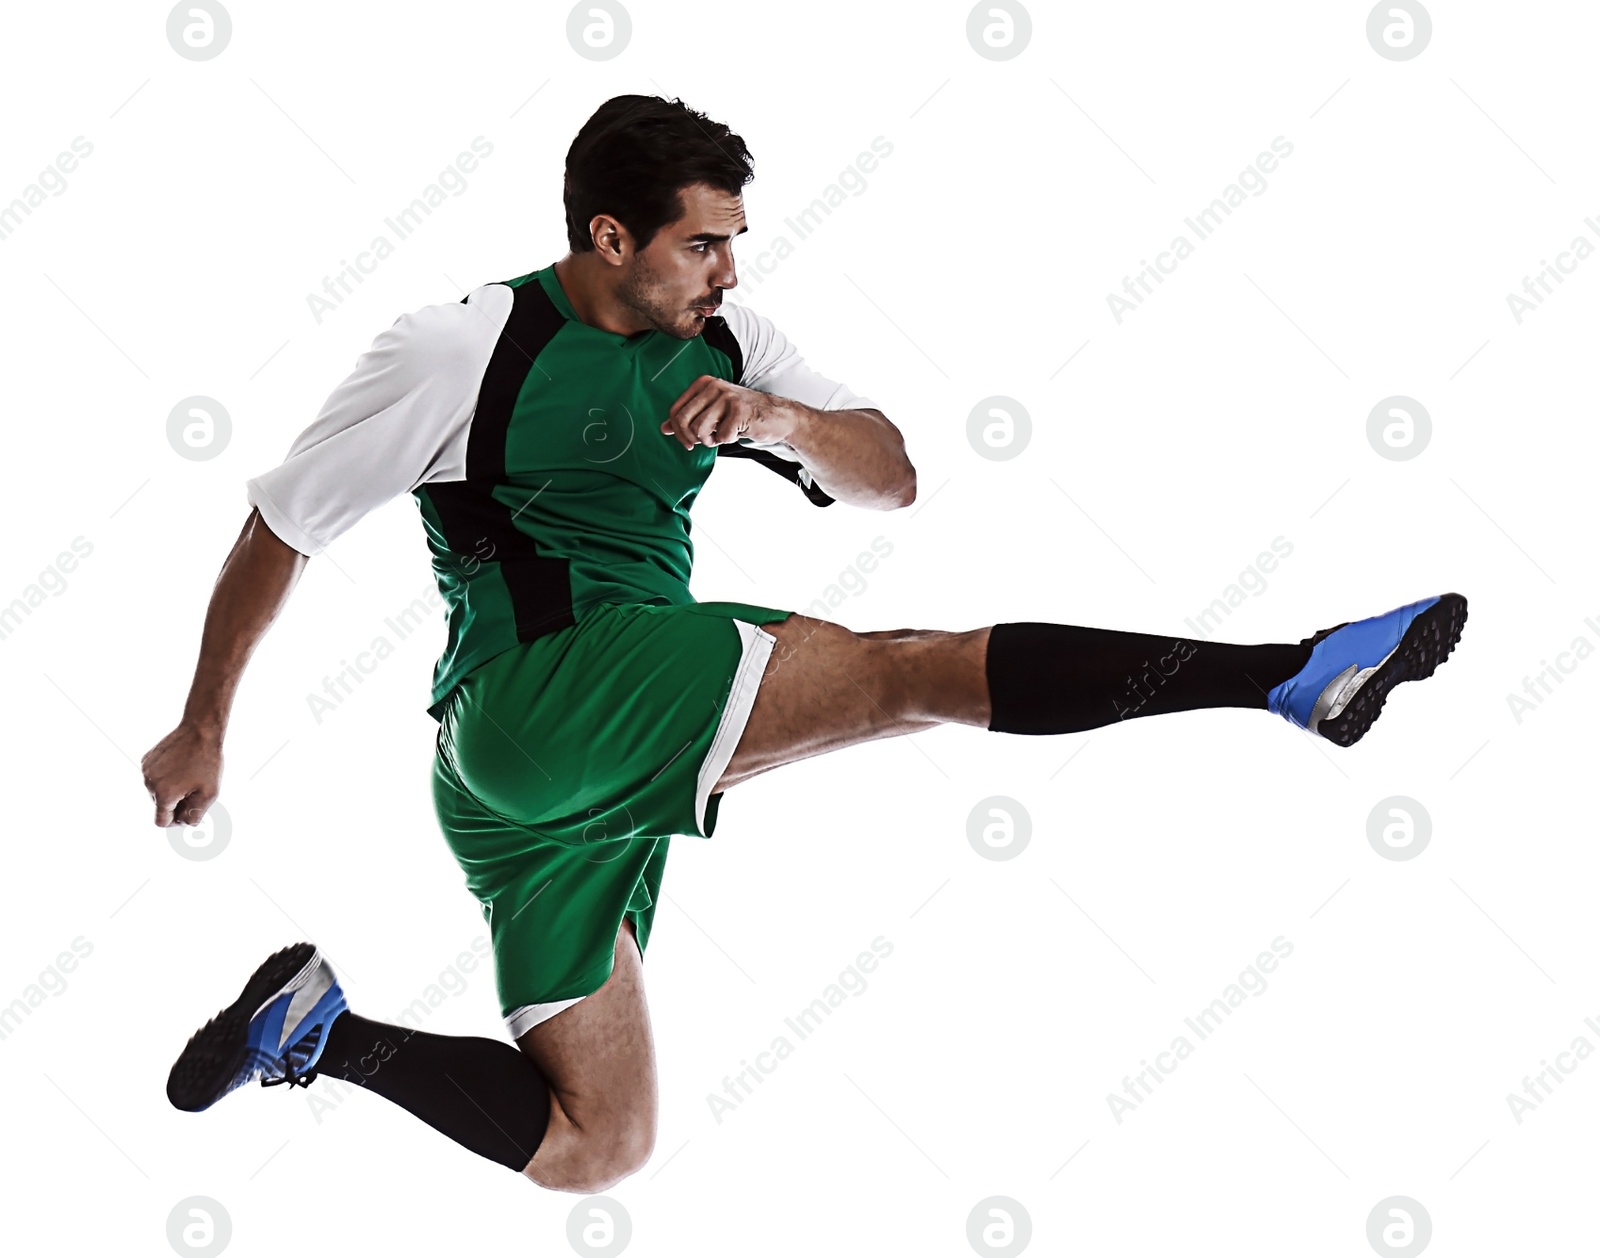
[564,95,753,338]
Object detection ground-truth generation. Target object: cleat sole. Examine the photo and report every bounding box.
[1320,592,1468,747]
[166,943,319,1113]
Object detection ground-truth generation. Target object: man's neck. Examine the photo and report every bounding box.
[552,254,649,337]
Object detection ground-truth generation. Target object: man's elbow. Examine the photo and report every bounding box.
[880,417,917,509]
[889,466,917,510]
[841,468,914,511]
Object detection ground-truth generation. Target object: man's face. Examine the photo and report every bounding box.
[617,182,747,338]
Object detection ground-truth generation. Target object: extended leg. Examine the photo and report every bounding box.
[715,594,1467,789]
[716,616,1299,787]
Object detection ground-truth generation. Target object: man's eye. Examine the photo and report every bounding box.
[692,242,710,253]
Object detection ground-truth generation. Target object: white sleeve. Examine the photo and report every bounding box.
[719,301,877,465]
[245,283,513,555]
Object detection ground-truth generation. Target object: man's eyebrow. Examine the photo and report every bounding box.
[685,224,749,243]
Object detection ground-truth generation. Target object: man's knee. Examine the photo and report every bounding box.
[608,1120,656,1179]
[536,1118,655,1193]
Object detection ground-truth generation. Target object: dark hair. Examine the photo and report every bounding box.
[563,95,754,253]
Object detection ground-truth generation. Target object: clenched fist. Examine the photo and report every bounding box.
[142,723,224,828]
[660,375,797,450]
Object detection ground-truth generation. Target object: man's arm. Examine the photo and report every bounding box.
[664,380,916,511]
[140,288,501,829]
[691,302,913,510]
[140,509,307,827]
[772,404,916,511]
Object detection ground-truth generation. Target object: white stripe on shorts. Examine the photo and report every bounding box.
[694,618,779,839]
[504,911,646,1037]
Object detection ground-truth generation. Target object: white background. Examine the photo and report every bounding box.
[1,1,1594,1254]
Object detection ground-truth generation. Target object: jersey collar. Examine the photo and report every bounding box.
[537,263,580,322]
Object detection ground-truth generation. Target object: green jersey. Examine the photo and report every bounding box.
[246,263,875,717]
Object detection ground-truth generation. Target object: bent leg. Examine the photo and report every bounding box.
[313,917,655,1190]
[520,917,658,1193]
[316,1000,558,1174]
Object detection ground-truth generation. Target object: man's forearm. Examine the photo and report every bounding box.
[771,403,916,510]
[181,509,308,735]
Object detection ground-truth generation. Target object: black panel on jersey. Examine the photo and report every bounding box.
[702,312,835,507]
[700,312,744,380]
[428,281,578,641]
[716,442,836,507]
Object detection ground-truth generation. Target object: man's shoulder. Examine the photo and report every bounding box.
[386,283,514,365]
[705,300,789,385]
[711,299,771,347]
[409,280,514,322]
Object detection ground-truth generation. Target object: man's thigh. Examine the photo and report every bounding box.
[713,614,987,791]
[518,917,656,1144]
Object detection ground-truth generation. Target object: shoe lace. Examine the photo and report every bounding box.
[260,1027,322,1090]
[260,1060,314,1089]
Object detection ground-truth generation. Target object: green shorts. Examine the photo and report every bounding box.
[431,599,793,1037]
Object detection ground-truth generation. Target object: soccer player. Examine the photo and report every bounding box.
[142,95,1467,1193]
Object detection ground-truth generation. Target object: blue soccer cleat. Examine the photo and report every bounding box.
[167,943,348,1113]
[1267,593,1468,747]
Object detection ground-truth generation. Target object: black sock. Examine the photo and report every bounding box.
[985,622,1316,735]
[314,1010,553,1172]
